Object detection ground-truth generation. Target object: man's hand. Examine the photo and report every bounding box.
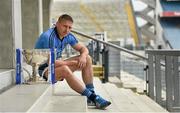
[72,43,89,69]
[78,54,87,69]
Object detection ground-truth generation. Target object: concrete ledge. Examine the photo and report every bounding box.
[0,80,87,112]
[28,81,87,112]
[0,69,15,93]
[0,83,49,112]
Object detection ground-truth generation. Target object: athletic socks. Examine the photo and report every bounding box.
[86,83,95,93]
[81,88,96,101]
[81,88,111,109]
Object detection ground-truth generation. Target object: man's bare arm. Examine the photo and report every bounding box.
[73,43,89,57]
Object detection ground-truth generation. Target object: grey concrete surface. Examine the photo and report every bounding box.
[0,84,49,112]
[0,71,168,112]
[21,0,51,49]
[0,0,13,68]
[43,0,51,32]
[21,0,39,49]
[28,81,87,112]
[50,0,131,43]
[88,77,167,112]
[0,69,15,93]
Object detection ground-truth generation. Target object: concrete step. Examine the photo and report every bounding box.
[103,83,146,112]
[110,74,167,111]
[0,72,87,112]
[109,75,145,93]
[0,69,15,93]
[108,76,123,88]
[121,88,167,112]
[27,80,87,112]
[139,94,167,112]
[99,80,167,112]
[0,70,167,112]
[0,83,49,112]
[120,71,146,93]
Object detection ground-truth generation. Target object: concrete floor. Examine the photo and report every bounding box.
[0,71,168,112]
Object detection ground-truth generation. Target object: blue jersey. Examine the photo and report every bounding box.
[35,27,78,59]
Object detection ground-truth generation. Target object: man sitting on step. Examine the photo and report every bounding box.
[35,14,111,109]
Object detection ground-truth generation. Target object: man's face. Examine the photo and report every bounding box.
[56,20,73,37]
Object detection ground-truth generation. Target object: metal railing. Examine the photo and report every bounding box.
[71,29,147,60]
[71,29,148,84]
[71,29,180,111]
[146,50,180,112]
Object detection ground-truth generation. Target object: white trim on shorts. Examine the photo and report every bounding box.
[42,67,48,77]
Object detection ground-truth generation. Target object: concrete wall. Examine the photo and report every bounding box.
[21,0,50,49]
[108,41,121,77]
[0,0,51,93]
[0,0,51,68]
[43,0,50,32]
[21,0,39,49]
[0,0,13,68]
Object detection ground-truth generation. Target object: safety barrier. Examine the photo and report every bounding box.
[146,50,180,112]
[72,29,180,112]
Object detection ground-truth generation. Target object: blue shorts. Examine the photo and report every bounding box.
[38,62,64,81]
[38,63,48,81]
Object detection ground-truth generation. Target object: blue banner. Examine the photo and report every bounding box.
[16,49,21,84]
[50,48,55,84]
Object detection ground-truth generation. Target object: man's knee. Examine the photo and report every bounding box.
[57,65,72,78]
[86,55,92,64]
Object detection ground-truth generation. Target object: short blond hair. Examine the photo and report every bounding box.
[58,14,73,23]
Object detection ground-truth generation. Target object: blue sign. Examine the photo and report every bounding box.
[16,49,21,84]
[50,48,55,84]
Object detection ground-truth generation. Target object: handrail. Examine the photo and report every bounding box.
[71,29,148,60]
[146,50,180,111]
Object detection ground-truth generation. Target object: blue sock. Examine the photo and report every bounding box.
[82,88,96,101]
[86,84,95,93]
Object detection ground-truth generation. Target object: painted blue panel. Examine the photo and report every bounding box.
[16,49,21,84]
[160,0,180,11]
[50,48,55,84]
[161,18,180,49]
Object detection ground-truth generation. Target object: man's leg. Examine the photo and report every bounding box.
[63,55,111,107]
[81,55,93,85]
[81,55,96,103]
[64,55,94,92]
[65,55,96,105]
[55,65,84,93]
[54,65,111,109]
